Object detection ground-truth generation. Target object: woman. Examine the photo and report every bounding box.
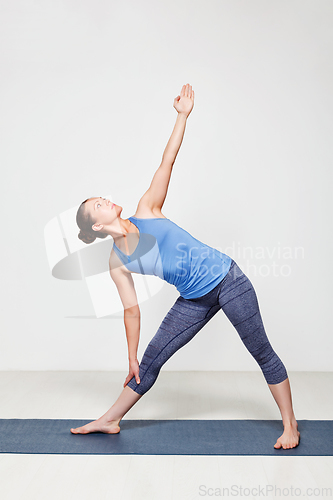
[73,84,300,450]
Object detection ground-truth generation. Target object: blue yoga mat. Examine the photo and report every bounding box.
[0,419,331,456]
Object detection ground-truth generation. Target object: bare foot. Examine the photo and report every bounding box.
[274,419,300,449]
[70,416,120,435]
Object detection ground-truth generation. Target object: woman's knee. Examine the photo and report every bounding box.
[253,345,288,385]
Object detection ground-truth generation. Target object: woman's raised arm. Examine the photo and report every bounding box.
[139,83,194,212]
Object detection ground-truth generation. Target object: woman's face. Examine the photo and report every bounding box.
[85,197,122,231]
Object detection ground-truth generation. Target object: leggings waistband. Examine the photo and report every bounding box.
[187,259,236,303]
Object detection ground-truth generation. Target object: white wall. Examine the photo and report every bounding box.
[1,0,332,372]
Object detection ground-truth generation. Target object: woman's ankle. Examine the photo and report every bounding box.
[283,415,297,428]
[106,416,121,426]
[100,410,122,426]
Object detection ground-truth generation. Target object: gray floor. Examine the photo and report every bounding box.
[0,371,332,499]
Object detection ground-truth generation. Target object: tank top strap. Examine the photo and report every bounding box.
[128,216,142,231]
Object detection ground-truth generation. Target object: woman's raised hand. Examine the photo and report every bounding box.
[173,83,195,117]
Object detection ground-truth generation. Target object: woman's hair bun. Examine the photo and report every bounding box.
[78,229,96,244]
[76,199,109,244]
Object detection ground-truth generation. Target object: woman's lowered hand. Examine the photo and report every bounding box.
[123,358,141,387]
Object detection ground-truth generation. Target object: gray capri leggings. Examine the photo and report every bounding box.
[127,259,288,395]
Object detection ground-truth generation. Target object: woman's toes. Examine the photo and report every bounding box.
[71,427,81,434]
[274,424,301,450]
[71,426,89,434]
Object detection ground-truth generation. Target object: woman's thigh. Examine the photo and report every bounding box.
[218,261,262,328]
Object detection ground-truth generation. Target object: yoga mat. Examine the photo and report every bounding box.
[0,419,332,456]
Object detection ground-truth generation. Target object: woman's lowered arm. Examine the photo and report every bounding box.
[109,259,141,387]
[139,83,195,211]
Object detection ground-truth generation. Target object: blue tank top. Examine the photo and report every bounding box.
[112,216,232,299]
